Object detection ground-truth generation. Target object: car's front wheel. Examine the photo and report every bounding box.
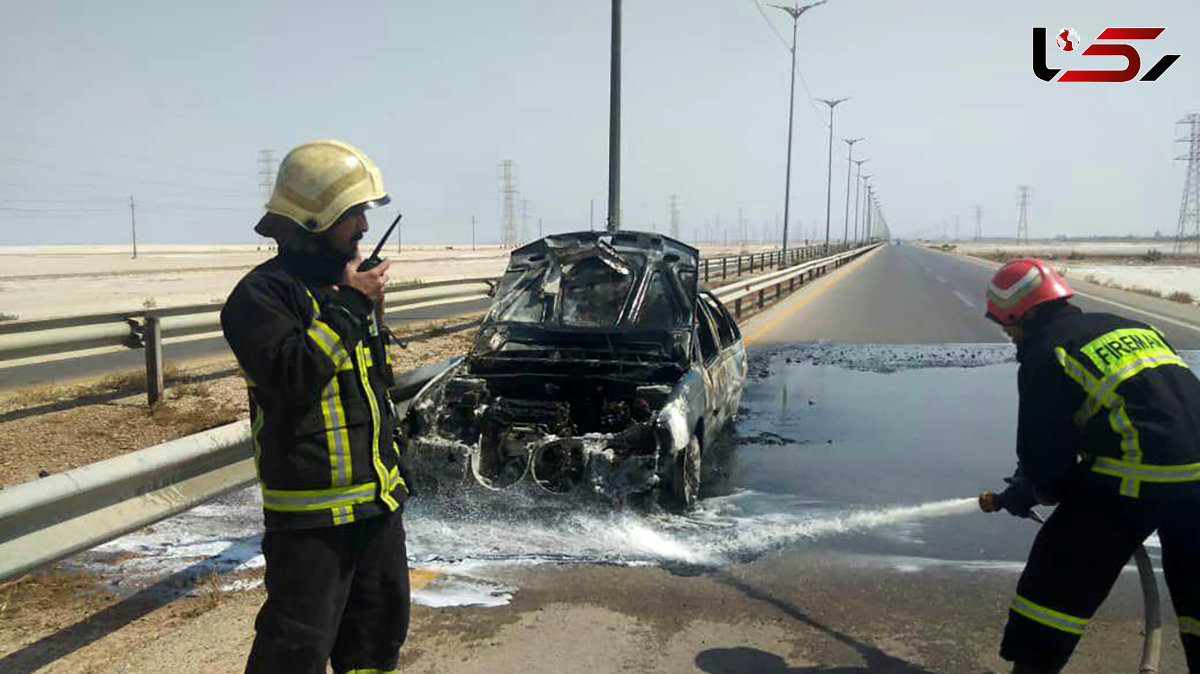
[669,436,701,509]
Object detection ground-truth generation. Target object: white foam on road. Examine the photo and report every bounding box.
[75,488,991,608]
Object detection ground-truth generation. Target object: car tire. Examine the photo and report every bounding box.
[671,436,701,509]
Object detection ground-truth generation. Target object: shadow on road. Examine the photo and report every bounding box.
[0,534,259,674]
[699,572,941,674]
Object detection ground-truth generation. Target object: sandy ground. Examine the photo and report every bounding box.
[1059,264,1200,304]
[0,242,776,321]
[951,240,1197,258]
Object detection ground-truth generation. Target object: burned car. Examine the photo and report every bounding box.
[399,231,747,507]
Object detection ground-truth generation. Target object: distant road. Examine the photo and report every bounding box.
[745,244,1200,349]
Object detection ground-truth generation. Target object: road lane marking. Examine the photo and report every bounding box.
[411,568,441,591]
[744,247,882,345]
[953,290,976,308]
[935,275,947,284]
[927,247,1200,335]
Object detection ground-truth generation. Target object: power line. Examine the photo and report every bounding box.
[0,153,255,196]
[0,130,249,178]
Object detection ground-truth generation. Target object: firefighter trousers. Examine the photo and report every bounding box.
[245,509,410,674]
[1001,488,1200,673]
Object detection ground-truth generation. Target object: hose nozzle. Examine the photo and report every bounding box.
[979,491,1001,513]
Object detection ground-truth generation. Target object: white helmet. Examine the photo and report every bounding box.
[258,139,389,236]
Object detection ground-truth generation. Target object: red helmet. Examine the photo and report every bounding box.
[985,258,1074,326]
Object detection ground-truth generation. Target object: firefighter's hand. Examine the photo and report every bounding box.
[996,476,1038,519]
[343,257,390,304]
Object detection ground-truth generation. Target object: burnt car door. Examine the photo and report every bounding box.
[698,291,746,436]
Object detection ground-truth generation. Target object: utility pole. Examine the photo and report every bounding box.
[1174,113,1200,253]
[590,198,595,231]
[817,98,850,245]
[669,194,680,239]
[538,218,543,239]
[771,1,828,257]
[842,138,863,244]
[471,215,477,251]
[499,160,518,248]
[257,149,276,198]
[129,195,138,259]
[607,0,622,232]
[974,205,983,241]
[954,214,960,241]
[1017,185,1031,244]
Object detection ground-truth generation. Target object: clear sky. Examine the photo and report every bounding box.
[0,0,1197,246]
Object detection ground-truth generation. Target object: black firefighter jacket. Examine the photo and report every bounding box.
[221,250,407,530]
[1015,304,1200,503]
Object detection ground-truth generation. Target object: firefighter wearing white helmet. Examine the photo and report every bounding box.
[222,140,410,674]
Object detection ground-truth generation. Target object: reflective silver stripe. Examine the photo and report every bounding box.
[261,483,376,511]
[988,267,1042,308]
[1011,595,1089,635]
[1091,457,1200,483]
[1181,615,1200,637]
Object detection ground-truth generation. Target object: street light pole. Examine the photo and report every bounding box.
[859,175,872,242]
[842,137,863,244]
[770,1,827,257]
[607,0,622,232]
[817,97,849,247]
[852,161,868,243]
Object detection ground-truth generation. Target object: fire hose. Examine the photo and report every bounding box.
[979,491,1162,674]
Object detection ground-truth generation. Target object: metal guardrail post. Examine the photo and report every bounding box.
[737,256,743,276]
[722,258,728,279]
[703,259,710,284]
[144,315,164,406]
[734,298,742,319]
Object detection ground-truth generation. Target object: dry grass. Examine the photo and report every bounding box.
[0,329,476,487]
[1167,290,1196,304]
[0,311,17,322]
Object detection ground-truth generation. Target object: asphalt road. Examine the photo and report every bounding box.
[0,297,491,392]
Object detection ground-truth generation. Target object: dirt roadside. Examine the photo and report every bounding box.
[0,327,477,487]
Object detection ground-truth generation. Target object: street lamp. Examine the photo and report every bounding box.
[770,1,827,257]
[817,97,849,247]
[842,137,863,245]
[861,177,873,241]
[852,160,868,243]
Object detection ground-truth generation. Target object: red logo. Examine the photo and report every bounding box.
[1033,27,1180,82]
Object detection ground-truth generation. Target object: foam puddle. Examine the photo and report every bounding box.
[74,487,986,607]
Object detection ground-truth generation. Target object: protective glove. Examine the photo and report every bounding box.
[996,476,1039,518]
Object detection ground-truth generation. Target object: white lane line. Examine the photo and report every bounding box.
[928,247,1200,335]
[953,290,976,308]
[935,275,947,284]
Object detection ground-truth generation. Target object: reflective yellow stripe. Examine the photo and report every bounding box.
[1091,457,1200,483]
[261,483,376,512]
[341,669,399,674]
[250,404,265,471]
[1011,594,1089,635]
[319,377,353,487]
[354,341,397,510]
[1056,347,1173,498]
[1181,615,1200,637]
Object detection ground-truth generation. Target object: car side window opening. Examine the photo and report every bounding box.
[702,295,736,347]
[695,302,720,363]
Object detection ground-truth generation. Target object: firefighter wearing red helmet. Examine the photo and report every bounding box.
[983,258,1200,673]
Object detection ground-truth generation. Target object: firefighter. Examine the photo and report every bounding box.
[983,258,1200,673]
[221,139,409,674]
